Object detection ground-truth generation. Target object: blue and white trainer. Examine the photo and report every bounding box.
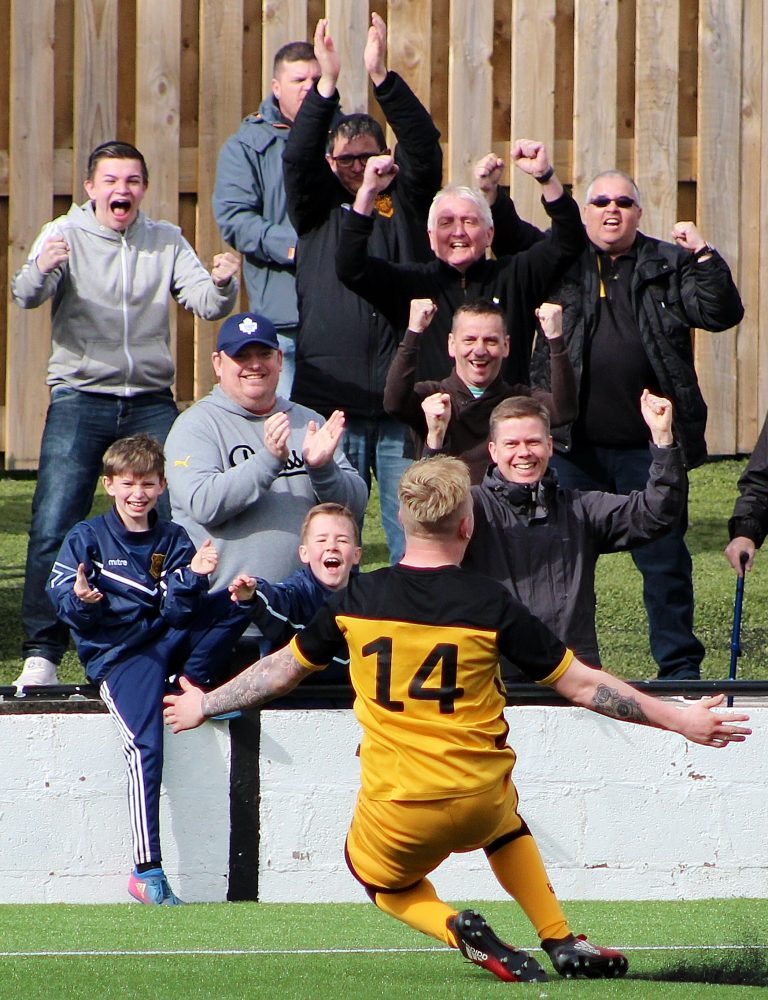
[128,868,184,906]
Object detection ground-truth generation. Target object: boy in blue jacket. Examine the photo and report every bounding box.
[48,434,249,905]
[229,503,361,699]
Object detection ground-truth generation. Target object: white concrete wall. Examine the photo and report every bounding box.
[1,706,765,903]
[1,714,232,903]
[257,706,768,903]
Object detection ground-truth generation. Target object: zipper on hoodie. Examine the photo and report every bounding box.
[119,232,136,395]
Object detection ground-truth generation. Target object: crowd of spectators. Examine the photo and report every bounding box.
[10,14,749,693]
[6,8,755,920]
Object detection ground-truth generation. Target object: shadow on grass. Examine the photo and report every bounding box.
[635,949,768,986]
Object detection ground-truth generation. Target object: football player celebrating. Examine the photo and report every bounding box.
[165,456,750,983]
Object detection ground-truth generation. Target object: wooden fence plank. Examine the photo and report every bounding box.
[510,0,556,229]
[135,0,181,379]
[135,0,181,225]
[447,0,493,185]
[695,0,742,456]
[759,0,768,434]
[388,0,432,109]
[195,0,245,397]
[326,0,369,113]
[73,0,118,196]
[6,0,55,468]
[634,0,679,241]
[736,0,763,449]
[262,0,308,96]
[572,0,618,203]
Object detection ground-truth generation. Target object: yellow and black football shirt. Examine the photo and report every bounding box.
[291,564,572,801]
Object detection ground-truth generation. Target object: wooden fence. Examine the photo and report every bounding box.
[0,0,765,468]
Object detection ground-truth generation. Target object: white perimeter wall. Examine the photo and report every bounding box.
[2,706,766,903]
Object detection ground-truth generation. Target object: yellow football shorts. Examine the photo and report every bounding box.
[345,774,524,892]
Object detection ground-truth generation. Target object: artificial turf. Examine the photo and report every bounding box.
[0,898,766,998]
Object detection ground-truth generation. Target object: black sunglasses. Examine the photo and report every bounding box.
[589,195,637,209]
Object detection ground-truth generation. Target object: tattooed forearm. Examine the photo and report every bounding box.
[201,647,307,716]
[592,683,650,724]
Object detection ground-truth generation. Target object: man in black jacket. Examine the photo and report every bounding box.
[283,15,442,563]
[517,170,744,681]
[384,298,576,484]
[463,393,684,682]
[336,142,585,391]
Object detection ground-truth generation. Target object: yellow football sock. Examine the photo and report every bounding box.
[487,834,571,942]
[373,878,459,947]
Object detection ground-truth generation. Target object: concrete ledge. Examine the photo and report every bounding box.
[1,706,765,903]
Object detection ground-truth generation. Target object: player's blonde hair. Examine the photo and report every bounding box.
[398,457,471,538]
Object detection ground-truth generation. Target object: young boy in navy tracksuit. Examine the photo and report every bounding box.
[48,434,249,905]
[227,503,362,700]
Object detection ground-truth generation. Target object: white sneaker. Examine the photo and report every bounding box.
[13,656,60,688]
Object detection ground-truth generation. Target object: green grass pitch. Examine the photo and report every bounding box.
[1,899,766,998]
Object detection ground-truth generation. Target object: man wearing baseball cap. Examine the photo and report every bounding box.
[164,311,367,611]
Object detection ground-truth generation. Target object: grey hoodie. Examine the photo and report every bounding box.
[11,202,238,395]
[164,385,368,591]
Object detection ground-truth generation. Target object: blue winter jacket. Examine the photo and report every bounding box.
[245,565,350,684]
[48,507,213,684]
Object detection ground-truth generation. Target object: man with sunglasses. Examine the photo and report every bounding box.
[510,169,744,682]
[283,15,442,563]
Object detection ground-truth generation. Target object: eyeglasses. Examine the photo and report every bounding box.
[330,150,386,167]
[589,195,637,209]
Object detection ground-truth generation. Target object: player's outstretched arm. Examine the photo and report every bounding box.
[163,647,313,733]
[553,658,751,748]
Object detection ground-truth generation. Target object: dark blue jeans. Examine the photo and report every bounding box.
[552,445,704,680]
[342,415,411,564]
[22,386,179,663]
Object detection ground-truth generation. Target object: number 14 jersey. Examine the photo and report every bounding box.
[290,563,573,801]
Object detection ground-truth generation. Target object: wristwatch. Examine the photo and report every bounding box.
[692,243,715,260]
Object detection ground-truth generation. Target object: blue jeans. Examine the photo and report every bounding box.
[552,445,704,680]
[22,386,179,663]
[277,327,297,399]
[342,416,411,564]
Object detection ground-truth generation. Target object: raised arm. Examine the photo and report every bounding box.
[11,221,70,308]
[303,410,369,519]
[371,27,442,218]
[383,299,437,431]
[530,303,577,426]
[672,221,744,331]
[283,19,342,234]
[170,235,239,319]
[553,657,750,748]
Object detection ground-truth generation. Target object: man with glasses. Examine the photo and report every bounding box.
[283,15,442,563]
[504,169,744,682]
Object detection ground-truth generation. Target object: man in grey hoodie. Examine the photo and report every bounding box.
[11,140,240,688]
[164,311,367,608]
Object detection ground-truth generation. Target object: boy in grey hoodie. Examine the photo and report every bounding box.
[11,140,240,688]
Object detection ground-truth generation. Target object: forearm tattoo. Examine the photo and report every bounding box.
[202,646,303,716]
[592,683,649,724]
